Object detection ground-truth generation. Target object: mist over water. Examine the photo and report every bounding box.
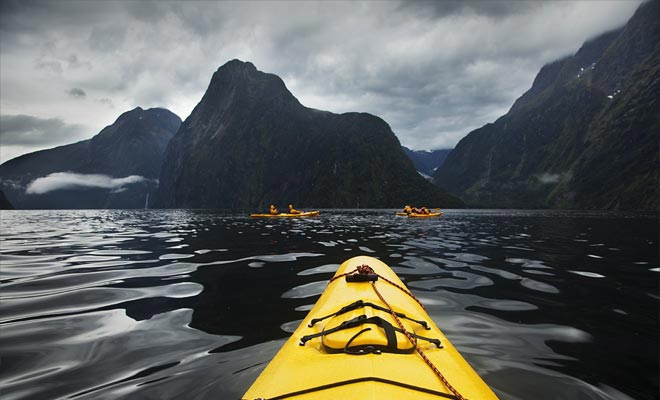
[1,209,657,400]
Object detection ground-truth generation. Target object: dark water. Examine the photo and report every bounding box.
[0,209,658,400]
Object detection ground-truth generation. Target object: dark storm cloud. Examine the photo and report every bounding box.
[263,0,641,149]
[125,1,170,23]
[400,0,542,18]
[167,2,229,37]
[67,88,86,98]
[1,0,119,39]
[0,115,86,145]
[0,0,644,156]
[88,25,127,52]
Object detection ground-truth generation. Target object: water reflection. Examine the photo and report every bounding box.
[0,209,657,400]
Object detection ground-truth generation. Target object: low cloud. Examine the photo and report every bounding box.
[535,173,562,184]
[26,172,151,194]
[0,178,25,191]
[0,114,88,146]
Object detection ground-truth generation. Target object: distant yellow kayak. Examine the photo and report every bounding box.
[242,256,498,400]
[396,212,443,218]
[408,212,442,218]
[250,210,319,218]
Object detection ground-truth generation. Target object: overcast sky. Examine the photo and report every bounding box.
[0,0,644,163]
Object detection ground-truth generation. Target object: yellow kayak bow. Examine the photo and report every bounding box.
[242,256,498,400]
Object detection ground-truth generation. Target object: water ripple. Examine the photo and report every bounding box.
[281,281,327,299]
[0,209,656,400]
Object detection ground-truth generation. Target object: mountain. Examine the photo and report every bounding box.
[156,60,462,209]
[434,0,659,211]
[0,107,181,209]
[0,190,13,209]
[402,147,452,179]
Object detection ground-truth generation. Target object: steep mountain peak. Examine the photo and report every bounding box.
[99,107,181,138]
[115,106,143,121]
[116,106,177,122]
[237,61,291,107]
[211,59,281,90]
[156,61,462,208]
[142,107,183,133]
[183,59,301,133]
[219,58,257,72]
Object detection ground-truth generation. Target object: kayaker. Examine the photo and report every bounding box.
[269,204,278,215]
[289,204,302,214]
[403,205,412,214]
[411,206,421,214]
[420,206,430,214]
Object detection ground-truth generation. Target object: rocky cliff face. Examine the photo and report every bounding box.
[0,190,14,210]
[434,0,659,210]
[0,107,181,209]
[156,60,462,209]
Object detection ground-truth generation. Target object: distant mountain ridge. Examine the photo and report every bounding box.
[156,60,462,209]
[0,107,181,209]
[402,147,452,179]
[434,0,659,211]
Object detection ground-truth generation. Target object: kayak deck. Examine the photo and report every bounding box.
[250,210,319,218]
[242,256,498,400]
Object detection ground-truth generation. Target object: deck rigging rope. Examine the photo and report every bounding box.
[329,264,426,310]
[337,264,467,400]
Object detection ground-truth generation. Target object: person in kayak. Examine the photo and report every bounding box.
[269,204,278,215]
[289,204,302,214]
[403,205,413,214]
[420,206,430,214]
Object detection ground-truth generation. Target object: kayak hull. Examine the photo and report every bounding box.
[250,210,319,218]
[408,212,442,218]
[396,212,443,217]
[242,256,498,400]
